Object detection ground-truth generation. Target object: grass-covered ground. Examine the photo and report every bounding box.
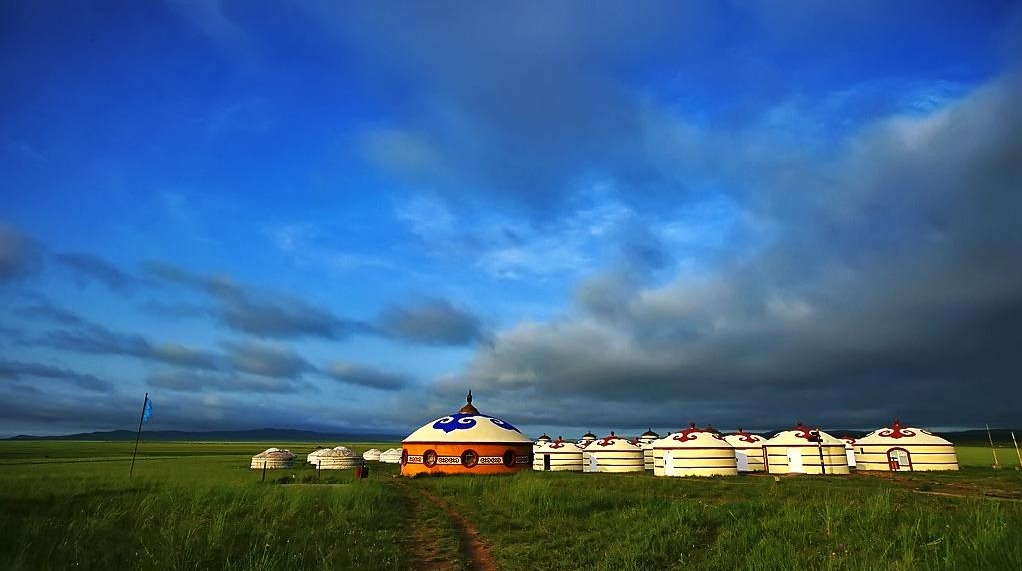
[1,441,1020,570]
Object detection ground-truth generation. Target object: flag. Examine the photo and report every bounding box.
[142,397,153,423]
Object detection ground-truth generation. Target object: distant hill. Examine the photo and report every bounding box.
[4,428,404,442]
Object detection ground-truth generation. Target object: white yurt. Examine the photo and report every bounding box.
[653,424,738,477]
[307,447,331,465]
[638,429,659,470]
[723,429,766,472]
[762,423,850,475]
[312,447,361,470]
[839,435,857,468]
[250,448,296,469]
[578,431,598,448]
[854,420,958,472]
[581,432,644,473]
[379,448,403,464]
[362,448,382,462]
[533,437,584,471]
[535,433,552,445]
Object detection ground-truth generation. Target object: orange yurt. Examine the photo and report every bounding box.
[723,429,766,472]
[400,391,532,476]
[854,420,958,472]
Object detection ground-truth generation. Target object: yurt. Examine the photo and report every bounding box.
[379,448,402,464]
[535,433,552,445]
[362,448,382,462]
[312,447,361,469]
[307,447,330,465]
[581,432,644,473]
[400,391,532,476]
[533,437,584,471]
[723,429,766,472]
[839,435,857,468]
[250,448,295,469]
[854,420,958,472]
[635,428,658,470]
[653,424,738,477]
[578,431,598,448]
[762,423,850,475]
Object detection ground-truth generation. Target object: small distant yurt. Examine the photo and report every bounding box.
[763,423,849,475]
[307,447,330,465]
[379,448,402,464]
[401,391,532,476]
[578,431,598,448]
[313,447,361,470]
[581,432,644,473]
[653,424,738,477]
[533,437,584,471]
[535,433,552,445]
[250,448,295,469]
[362,448,382,461]
[854,420,958,472]
[723,429,766,472]
[637,428,659,470]
[839,435,857,468]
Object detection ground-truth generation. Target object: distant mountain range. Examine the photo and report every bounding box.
[4,428,405,442]
[4,427,1018,443]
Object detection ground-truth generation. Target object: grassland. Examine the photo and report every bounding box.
[1,441,1020,570]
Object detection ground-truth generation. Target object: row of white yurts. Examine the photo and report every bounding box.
[531,420,957,476]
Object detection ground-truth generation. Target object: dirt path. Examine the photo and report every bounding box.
[392,478,498,571]
[418,488,498,571]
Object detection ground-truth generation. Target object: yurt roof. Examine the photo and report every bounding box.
[254,448,295,459]
[537,437,583,453]
[839,435,857,445]
[640,428,660,438]
[857,419,951,446]
[318,448,355,458]
[586,432,641,451]
[723,429,766,447]
[766,423,843,446]
[536,433,551,442]
[581,431,597,439]
[403,391,531,444]
[364,448,382,454]
[653,423,733,448]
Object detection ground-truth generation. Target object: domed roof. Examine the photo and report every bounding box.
[536,433,552,443]
[857,419,951,446]
[402,391,532,444]
[723,429,766,447]
[581,431,597,439]
[253,448,295,460]
[537,437,583,453]
[653,423,733,448]
[640,428,660,438]
[766,423,843,446]
[318,448,354,458]
[586,432,641,452]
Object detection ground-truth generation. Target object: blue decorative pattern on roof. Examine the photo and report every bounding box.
[432,413,521,434]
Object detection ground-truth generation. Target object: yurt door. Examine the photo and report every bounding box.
[588,453,598,473]
[664,450,675,476]
[787,448,804,473]
[543,454,551,471]
[887,448,911,471]
[845,446,856,468]
[736,450,749,471]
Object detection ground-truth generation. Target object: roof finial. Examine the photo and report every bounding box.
[458,389,480,414]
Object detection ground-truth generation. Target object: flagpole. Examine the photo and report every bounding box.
[129,392,148,477]
[986,423,1000,470]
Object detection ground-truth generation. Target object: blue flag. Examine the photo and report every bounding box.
[142,397,153,423]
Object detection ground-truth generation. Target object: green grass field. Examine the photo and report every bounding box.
[1,441,1020,570]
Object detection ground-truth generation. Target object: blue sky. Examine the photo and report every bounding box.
[2,1,1021,437]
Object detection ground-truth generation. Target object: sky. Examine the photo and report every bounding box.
[2,1,1021,438]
